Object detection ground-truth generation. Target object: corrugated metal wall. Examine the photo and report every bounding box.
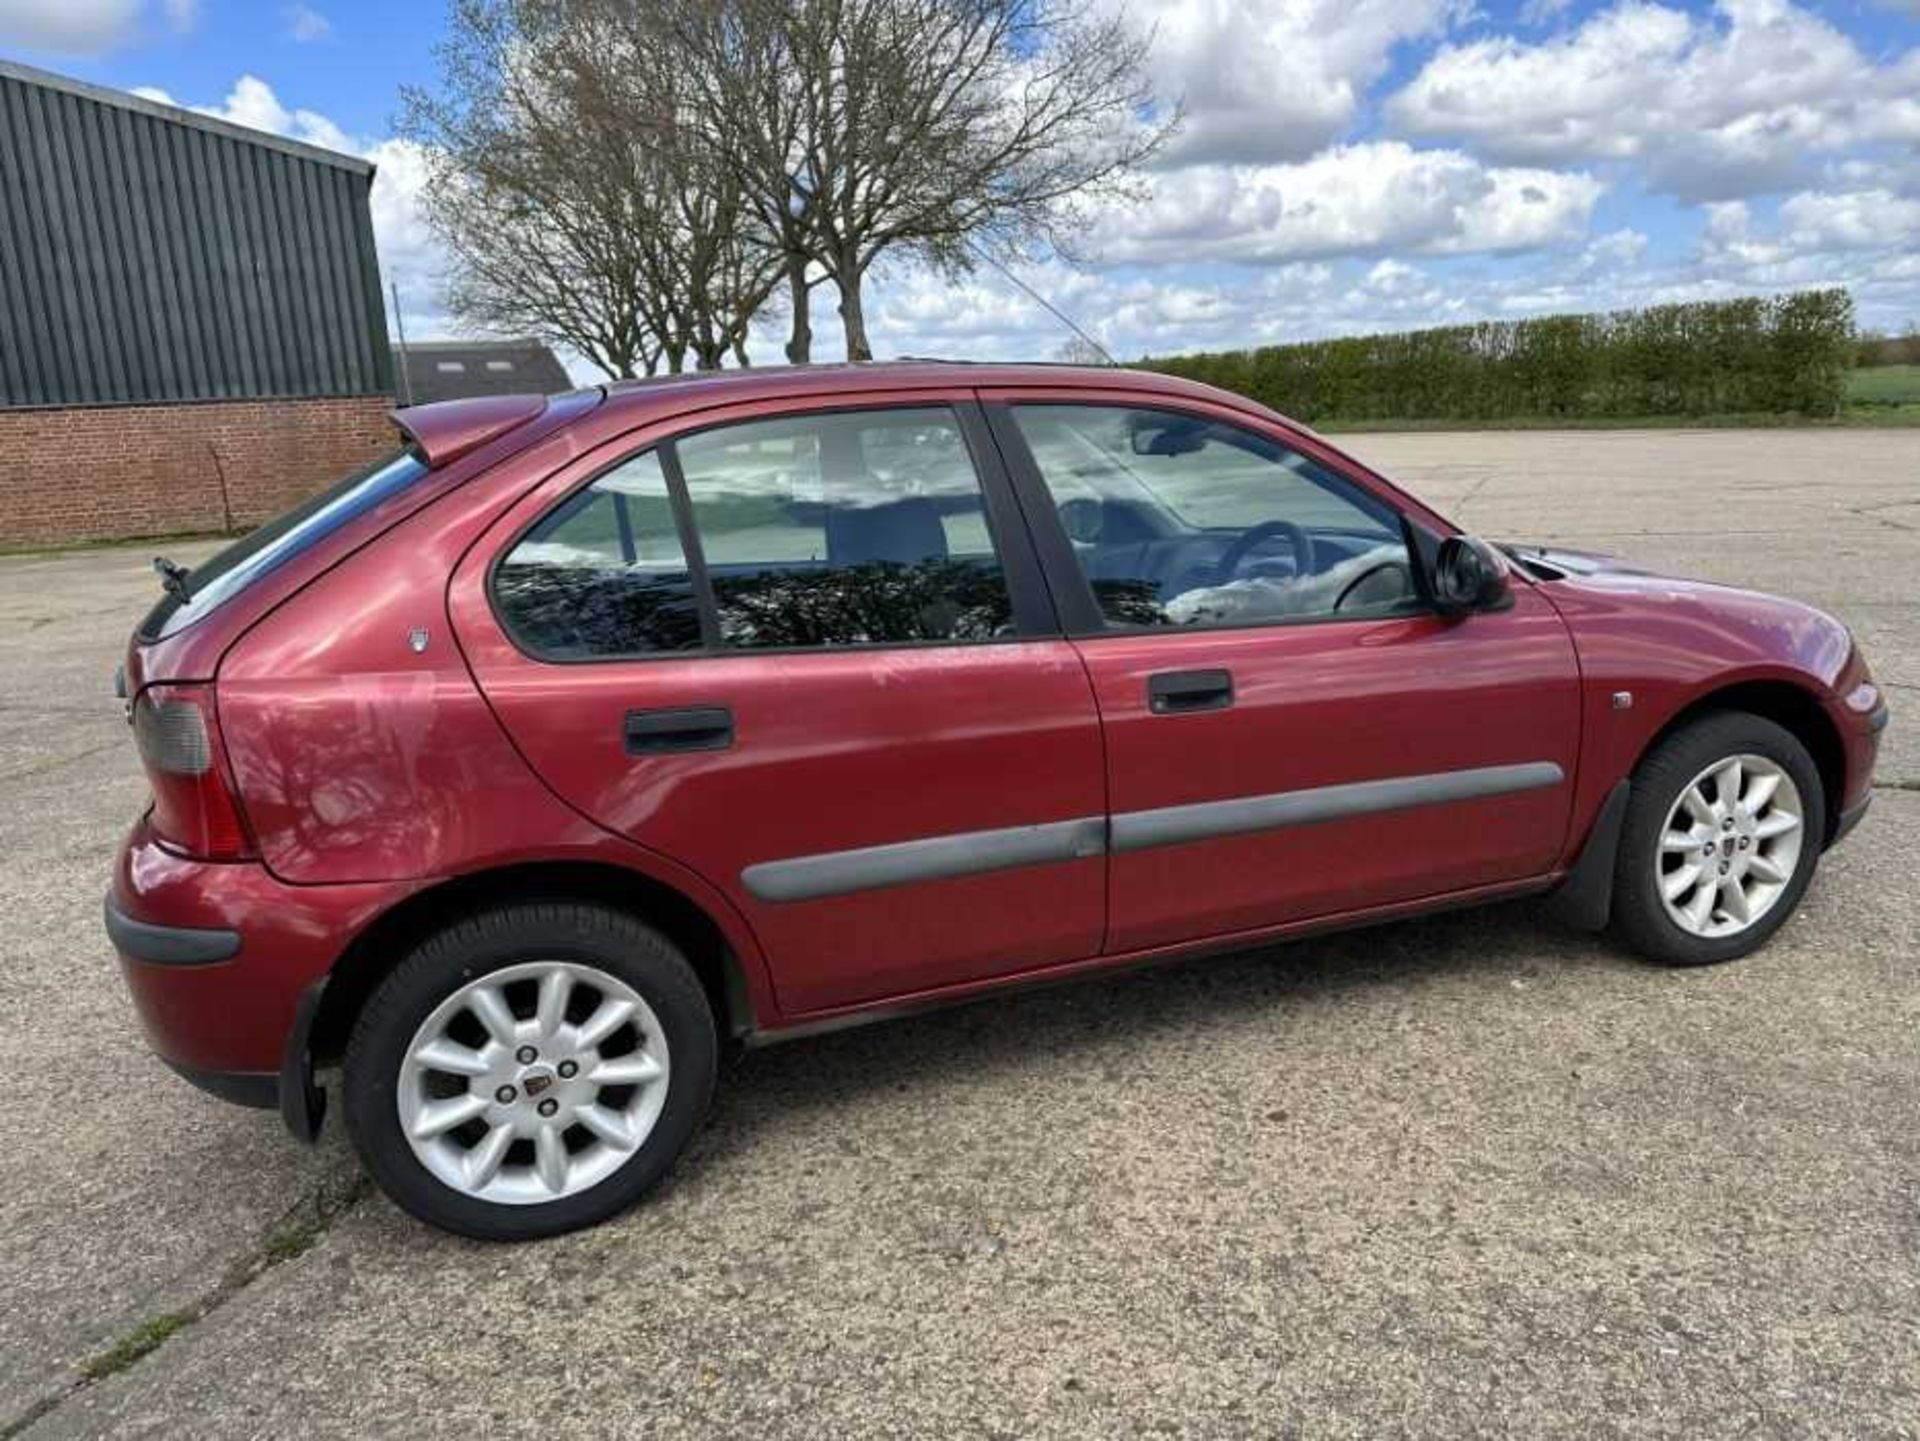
[0,65,394,409]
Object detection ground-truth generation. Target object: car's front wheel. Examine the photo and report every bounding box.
[342,901,717,1240]
[1610,711,1825,966]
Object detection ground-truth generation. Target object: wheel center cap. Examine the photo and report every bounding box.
[521,1069,556,1099]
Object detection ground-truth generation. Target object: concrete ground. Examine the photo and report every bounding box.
[1,428,1914,1438]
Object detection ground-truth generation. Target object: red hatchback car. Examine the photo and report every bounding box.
[107,363,1886,1238]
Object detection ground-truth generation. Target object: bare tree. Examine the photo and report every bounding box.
[410,0,1172,371]
[403,0,779,378]
[791,0,1175,360]
[632,0,832,363]
[614,0,1174,362]
[547,20,784,370]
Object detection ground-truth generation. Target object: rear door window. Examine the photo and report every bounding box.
[492,406,1020,659]
[140,449,430,640]
[675,408,1013,649]
[492,452,703,658]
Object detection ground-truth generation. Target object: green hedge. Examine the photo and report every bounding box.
[1140,290,1855,423]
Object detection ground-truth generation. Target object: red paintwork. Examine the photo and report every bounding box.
[444,384,1107,1013]
[115,815,412,1072]
[107,364,1885,1090]
[1079,591,1582,952]
[1531,563,1867,838]
[396,393,552,468]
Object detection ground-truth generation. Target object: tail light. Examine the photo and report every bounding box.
[131,683,255,860]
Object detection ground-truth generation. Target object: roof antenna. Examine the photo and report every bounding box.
[964,240,1119,366]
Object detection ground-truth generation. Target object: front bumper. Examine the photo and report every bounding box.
[1825,670,1886,851]
[1832,791,1873,848]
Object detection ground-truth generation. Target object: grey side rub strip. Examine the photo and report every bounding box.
[1109,761,1566,854]
[742,817,1109,903]
[741,762,1564,903]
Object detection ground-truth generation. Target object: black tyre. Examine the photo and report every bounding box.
[1610,711,1824,966]
[342,901,717,1240]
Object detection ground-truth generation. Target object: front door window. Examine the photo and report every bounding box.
[1009,405,1422,628]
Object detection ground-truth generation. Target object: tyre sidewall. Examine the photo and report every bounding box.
[343,902,717,1240]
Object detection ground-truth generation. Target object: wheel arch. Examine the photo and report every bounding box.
[309,860,762,1069]
[1633,678,1846,845]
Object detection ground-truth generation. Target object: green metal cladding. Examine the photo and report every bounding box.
[0,60,394,409]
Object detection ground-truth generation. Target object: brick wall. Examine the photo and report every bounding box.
[0,395,399,550]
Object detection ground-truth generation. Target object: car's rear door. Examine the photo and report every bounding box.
[983,389,1582,955]
[451,391,1107,1017]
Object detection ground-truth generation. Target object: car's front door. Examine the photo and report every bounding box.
[453,395,1107,1016]
[985,392,1582,955]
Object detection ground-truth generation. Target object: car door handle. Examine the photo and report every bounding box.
[1147,669,1234,714]
[624,706,734,754]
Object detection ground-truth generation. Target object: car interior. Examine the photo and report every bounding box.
[1014,408,1424,626]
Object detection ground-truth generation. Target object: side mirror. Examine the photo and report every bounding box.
[1432,535,1513,615]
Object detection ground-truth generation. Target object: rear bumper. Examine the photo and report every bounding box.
[109,886,320,1118]
[162,1059,278,1109]
[108,818,414,1127]
[149,990,328,1138]
[104,895,239,965]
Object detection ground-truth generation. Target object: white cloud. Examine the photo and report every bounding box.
[1777,190,1920,254]
[853,195,1920,368]
[284,3,329,42]
[134,75,353,151]
[1087,142,1603,265]
[0,0,140,53]
[857,254,1493,363]
[1125,0,1466,165]
[1387,0,1920,200]
[160,0,192,31]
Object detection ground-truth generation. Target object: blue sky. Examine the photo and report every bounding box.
[2,0,1917,372]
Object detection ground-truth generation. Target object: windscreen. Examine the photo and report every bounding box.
[139,449,430,640]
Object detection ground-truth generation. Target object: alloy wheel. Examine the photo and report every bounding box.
[1655,752,1805,940]
[396,961,670,1206]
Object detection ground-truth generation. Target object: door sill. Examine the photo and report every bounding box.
[748,872,1560,1046]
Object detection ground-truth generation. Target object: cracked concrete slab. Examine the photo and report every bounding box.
[2,431,1914,1437]
[0,538,369,1430]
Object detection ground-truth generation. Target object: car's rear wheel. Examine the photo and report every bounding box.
[342,901,716,1240]
[1610,711,1824,965]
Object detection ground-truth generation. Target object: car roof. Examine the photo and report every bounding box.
[396,361,1298,470]
[595,360,1283,425]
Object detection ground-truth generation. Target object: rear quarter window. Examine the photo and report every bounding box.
[139,450,430,640]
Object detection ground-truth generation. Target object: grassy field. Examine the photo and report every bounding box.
[1845,363,1920,407]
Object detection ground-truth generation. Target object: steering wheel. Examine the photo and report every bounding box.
[1332,558,1415,613]
[1212,520,1312,586]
